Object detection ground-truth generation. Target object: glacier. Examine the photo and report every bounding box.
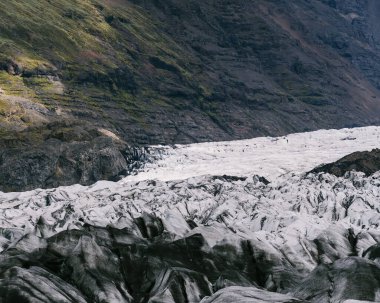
[1,126,380,302]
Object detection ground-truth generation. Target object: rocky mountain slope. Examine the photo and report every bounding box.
[2,0,380,191]
[2,0,380,146]
[1,127,380,302]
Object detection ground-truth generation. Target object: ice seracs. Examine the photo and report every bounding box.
[1,126,380,302]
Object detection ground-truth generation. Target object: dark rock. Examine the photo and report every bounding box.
[0,135,148,192]
[310,149,380,177]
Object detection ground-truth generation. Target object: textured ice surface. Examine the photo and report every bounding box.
[1,127,380,240]
[1,126,380,302]
[2,127,380,239]
[122,126,380,182]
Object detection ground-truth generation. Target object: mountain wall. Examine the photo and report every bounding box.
[1,0,380,145]
[2,0,380,190]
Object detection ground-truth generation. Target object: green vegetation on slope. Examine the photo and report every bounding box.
[0,0,200,138]
[1,0,380,147]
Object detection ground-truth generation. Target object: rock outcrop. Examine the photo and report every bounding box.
[311,148,380,177]
[0,129,149,192]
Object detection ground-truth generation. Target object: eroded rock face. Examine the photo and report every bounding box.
[0,136,148,192]
[311,148,380,177]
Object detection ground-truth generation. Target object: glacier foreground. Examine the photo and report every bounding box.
[1,127,380,302]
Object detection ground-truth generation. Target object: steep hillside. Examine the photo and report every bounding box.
[2,0,380,190]
[1,0,380,144]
